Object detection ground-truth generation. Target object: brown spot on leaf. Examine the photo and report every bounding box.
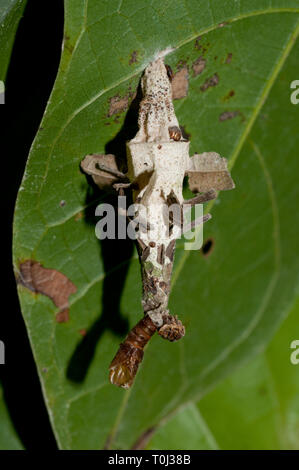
[108,95,129,117]
[192,56,206,77]
[63,34,74,54]
[79,329,87,337]
[74,211,83,221]
[18,260,77,323]
[200,73,219,91]
[223,89,235,101]
[201,237,215,257]
[172,67,189,100]
[218,21,228,28]
[258,385,267,396]
[226,52,233,64]
[219,110,240,121]
[176,59,188,69]
[56,310,70,323]
[129,50,138,65]
[194,36,202,50]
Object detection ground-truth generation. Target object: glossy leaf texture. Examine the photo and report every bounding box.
[13,0,299,449]
[0,0,27,80]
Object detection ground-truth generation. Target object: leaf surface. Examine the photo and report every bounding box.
[0,0,27,81]
[13,0,299,449]
[147,298,299,450]
[197,297,299,449]
[0,382,23,449]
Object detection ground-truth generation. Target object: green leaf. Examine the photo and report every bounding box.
[0,382,23,449]
[147,297,299,450]
[0,0,27,81]
[197,297,299,450]
[13,0,299,449]
[146,403,219,450]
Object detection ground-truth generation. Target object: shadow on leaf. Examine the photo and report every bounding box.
[66,83,143,383]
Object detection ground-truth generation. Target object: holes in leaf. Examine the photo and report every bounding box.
[202,237,214,257]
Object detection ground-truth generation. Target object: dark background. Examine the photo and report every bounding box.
[1,0,64,449]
